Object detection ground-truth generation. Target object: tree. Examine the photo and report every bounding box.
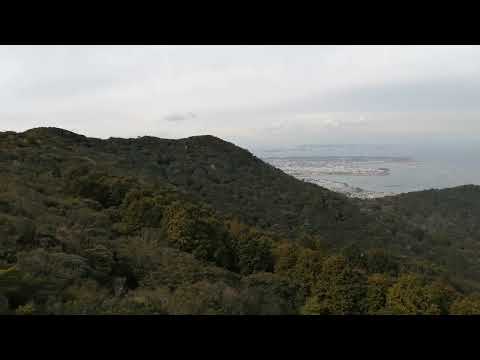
[300,295,324,315]
[273,241,300,275]
[240,273,304,315]
[65,171,134,208]
[341,243,367,270]
[386,274,441,315]
[365,248,399,275]
[84,245,114,276]
[162,201,234,269]
[450,294,480,315]
[364,273,392,314]
[120,189,165,233]
[60,279,109,315]
[427,280,458,315]
[310,255,367,315]
[234,233,274,275]
[0,295,9,314]
[0,266,47,310]
[166,280,245,315]
[15,301,36,315]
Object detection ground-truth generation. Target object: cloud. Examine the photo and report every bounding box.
[0,45,480,146]
[163,112,197,122]
[322,118,341,128]
[291,113,369,129]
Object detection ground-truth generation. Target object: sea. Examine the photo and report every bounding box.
[253,143,480,199]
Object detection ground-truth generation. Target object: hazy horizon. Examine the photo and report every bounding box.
[1,45,480,150]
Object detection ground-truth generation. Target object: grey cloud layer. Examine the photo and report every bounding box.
[163,112,197,122]
[0,45,479,147]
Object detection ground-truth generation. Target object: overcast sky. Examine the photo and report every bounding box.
[1,45,479,149]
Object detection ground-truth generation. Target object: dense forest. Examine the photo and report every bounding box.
[1,127,480,315]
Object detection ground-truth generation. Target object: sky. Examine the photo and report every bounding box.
[0,45,479,150]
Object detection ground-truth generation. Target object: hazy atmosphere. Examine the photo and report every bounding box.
[1,45,479,149]
[4,45,480,316]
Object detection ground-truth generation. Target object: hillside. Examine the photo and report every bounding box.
[1,127,480,315]
[364,186,480,290]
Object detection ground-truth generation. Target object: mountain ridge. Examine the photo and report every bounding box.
[1,127,480,314]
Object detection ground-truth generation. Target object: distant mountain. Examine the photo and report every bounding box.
[1,127,480,314]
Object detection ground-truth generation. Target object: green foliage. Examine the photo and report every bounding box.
[0,295,8,314]
[59,280,110,315]
[162,201,235,269]
[0,267,26,295]
[450,294,480,315]
[273,242,300,274]
[274,242,324,296]
[1,128,480,314]
[119,189,166,232]
[101,288,170,315]
[114,235,160,288]
[17,249,90,283]
[427,280,459,314]
[84,245,114,276]
[15,301,36,315]
[385,274,441,315]
[0,214,36,263]
[301,296,324,315]
[341,243,367,270]
[368,185,480,286]
[309,256,367,315]
[0,266,49,310]
[365,249,399,275]
[65,171,135,208]
[240,273,305,315]
[168,280,243,315]
[234,232,274,275]
[364,273,392,314]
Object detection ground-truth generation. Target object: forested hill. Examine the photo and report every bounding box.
[1,127,377,247]
[363,186,480,291]
[1,127,480,315]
